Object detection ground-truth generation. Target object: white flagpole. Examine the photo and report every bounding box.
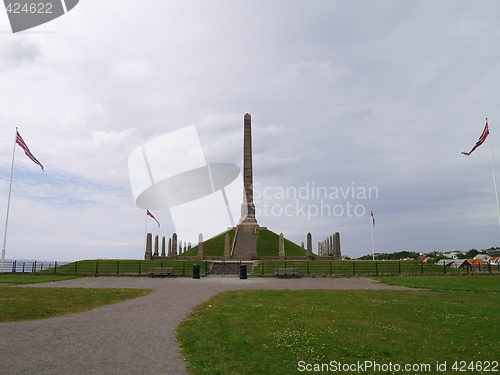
[370,208,375,261]
[1,128,18,273]
[486,119,500,229]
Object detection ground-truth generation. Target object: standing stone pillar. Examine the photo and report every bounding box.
[279,233,285,260]
[224,232,230,260]
[168,238,172,257]
[334,232,341,260]
[197,233,204,260]
[154,235,159,256]
[179,240,182,255]
[188,242,191,252]
[301,242,304,248]
[161,236,166,257]
[145,233,153,260]
[306,232,313,260]
[172,233,178,259]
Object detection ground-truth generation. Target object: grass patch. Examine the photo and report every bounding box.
[177,289,500,375]
[185,230,236,257]
[0,274,83,285]
[372,274,500,291]
[0,286,152,322]
[256,230,306,257]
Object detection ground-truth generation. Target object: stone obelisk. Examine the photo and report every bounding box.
[238,113,259,227]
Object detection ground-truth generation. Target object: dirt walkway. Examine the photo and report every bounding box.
[0,276,408,375]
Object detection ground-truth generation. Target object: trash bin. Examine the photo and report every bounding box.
[239,264,247,279]
[193,264,200,279]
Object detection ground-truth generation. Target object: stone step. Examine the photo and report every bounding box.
[231,227,257,260]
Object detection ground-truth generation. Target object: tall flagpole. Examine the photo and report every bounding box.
[370,208,375,261]
[1,128,18,273]
[486,119,500,229]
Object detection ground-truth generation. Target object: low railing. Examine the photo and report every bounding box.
[1,260,68,273]
[252,260,500,276]
[4,260,210,276]
[2,260,498,277]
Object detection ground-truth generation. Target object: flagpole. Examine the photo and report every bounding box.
[145,210,148,241]
[1,128,18,273]
[486,119,500,229]
[370,208,375,261]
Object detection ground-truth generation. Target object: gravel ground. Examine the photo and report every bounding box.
[0,276,408,375]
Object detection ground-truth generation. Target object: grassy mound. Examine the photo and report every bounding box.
[256,230,306,257]
[183,229,236,257]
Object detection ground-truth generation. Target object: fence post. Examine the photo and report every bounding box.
[22,262,25,273]
[375,261,378,276]
[420,261,424,274]
[12,260,16,273]
[352,261,356,275]
[262,261,264,276]
[443,262,446,274]
[138,261,141,275]
[75,261,78,273]
[117,261,120,275]
[398,261,401,275]
[54,261,58,274]
[307,261,310,275]
[488,262,491,273]
[183,261,185,276]
[95,261,99,274]
[32,261,36,272]
[330,261,332,275]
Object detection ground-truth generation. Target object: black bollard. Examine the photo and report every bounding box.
[239,264,247,279]
[193,264,200,279]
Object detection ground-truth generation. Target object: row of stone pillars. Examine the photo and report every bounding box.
[318,232,342,260]
[145,233,205,260]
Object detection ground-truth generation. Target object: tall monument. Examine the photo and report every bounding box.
[238,113,259,228]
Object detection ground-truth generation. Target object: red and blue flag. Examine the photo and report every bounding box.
[462,121,489,156]
[16,131,44,170]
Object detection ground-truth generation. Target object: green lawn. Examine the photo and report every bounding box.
[0,274,83,285]
[177,277,500,375]
[372,274,500,291]
[0,285,152,322]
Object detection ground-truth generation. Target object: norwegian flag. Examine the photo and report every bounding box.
[16,131,44,170]
[147,210,160,227]
[462,121,489,156]
[370,210,375,227]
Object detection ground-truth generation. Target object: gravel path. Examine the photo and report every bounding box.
[0,276,408,375]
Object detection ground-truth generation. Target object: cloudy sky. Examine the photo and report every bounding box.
[0,1,499,262]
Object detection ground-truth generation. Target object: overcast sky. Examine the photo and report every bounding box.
[1,1,499,261]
